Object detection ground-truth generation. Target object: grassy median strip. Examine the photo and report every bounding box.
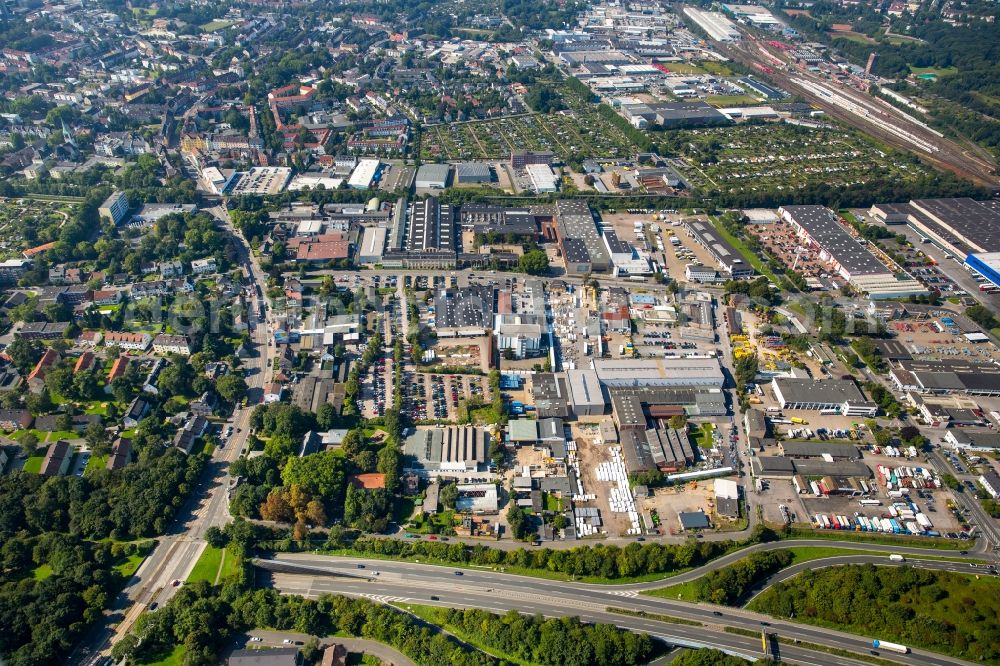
[605,607,703,626]
[642,547,887,602]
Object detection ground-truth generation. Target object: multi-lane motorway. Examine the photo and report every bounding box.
[260,550,988,666]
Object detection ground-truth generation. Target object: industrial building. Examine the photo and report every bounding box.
[888,359,1000,396]
[402,426,489,476]
[459,205,538,238]
[531,373,572,419]
[455,162,493,184]
[869,197,1000,264]
[778,441,861,459]
[683,7,742,41]
[414,163,451,189]
[684,220,754,278]
[510,150,553,169]
[771,378,878,416]
[620,425,695,473]
[347,159,381,189]
[526,164,558,193]
[593,357,725,389]
[621,101,729,129]
[358,226,387,264]
[494,313,544,359]
[434,285,494,336]
[555,199,611,276]
[780,204,926,298]
[567,368,606,416]
[780,205,890,279]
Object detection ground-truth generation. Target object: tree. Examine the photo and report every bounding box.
[439,482,458,510]
[85,422,109,456]
[668,415,688,430]
[518,249,549,275]
[6,337,43,375]
[20,432,39,457]
[205,526,229,549]
[216,375,248,404]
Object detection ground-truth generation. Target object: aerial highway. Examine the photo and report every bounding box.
[260,552,985,666]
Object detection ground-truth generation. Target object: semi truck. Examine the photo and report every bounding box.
[872,640,909,654]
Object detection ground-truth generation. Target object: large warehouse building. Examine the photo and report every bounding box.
[869,198,1000,286]
[592,357,725,389]
[684,219,754,279]
[683,7,741,41]
[555,199,611,276]
[771,378,878,416]
[780,205,926,299]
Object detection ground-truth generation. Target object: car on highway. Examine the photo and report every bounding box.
[282,639,294,645]
[454,571,463,576]
[249,637,262,643]
[171,579,182,587]
[356,564,365,569]
[430,595,439,600]
[712,611,723,616]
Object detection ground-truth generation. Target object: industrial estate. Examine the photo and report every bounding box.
[0,0,997,665]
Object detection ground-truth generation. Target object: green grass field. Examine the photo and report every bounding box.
[22,456,44,474]
[138,645,184,666]
[709,217,779,283]
[115,552,147,579]
[85,454,108,475]
[909,65,958,78]
[200,19,234,32]
[691,423,715,449]
[705,95,760,107]
[187,546,239,584]
[657,62,706,74]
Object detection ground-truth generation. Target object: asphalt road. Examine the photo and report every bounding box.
[261,551,984,666]
[77,206,276,665]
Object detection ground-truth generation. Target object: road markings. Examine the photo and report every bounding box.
[361,594,411,605]
[610,590,639,598]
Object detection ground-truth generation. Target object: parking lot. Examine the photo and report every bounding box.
[402,372,489,422]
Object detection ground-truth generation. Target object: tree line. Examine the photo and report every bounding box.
[342,525,778,581]
[691,550,792,605]
[432,607,656,666]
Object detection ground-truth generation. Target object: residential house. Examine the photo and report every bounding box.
[27,348,60,393]
[190,392,215,417]
[0,409,32,431]
[104,331,151,351]
[106,437,132,470]
[40,440,72,477]
[152,334,191,356]
[173,414,209,454]
[106,356,130,384]
[34,413,101,432]
[159,260,183,278]
[73,351,97,374]
[123,397,150,427]
[190,258,217,274]
[92,289,122,306]
[77,330,103,346]
[264,383,284,403]
[321,644,347,666]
